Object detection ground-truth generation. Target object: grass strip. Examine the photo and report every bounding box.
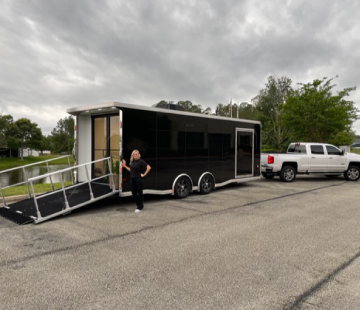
[2,182,73,197]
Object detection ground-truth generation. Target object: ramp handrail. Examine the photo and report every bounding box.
[0,155,73,207]
[27,157,117,223]
[0,155,71,174]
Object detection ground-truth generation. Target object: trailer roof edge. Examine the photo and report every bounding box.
[66,101,261,125]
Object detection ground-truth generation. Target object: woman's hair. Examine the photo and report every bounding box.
[130,149,141,163]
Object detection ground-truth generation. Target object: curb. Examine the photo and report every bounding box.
[1,195,29,204]
[1,194,43,204]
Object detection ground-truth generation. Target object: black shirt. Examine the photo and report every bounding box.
[130,159,148,178]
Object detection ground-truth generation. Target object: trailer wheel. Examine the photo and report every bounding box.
[280,166,296,182]
[261,172,275,179]
[344,166,360,181]
[174,176,190,198]
[199,174,214,194]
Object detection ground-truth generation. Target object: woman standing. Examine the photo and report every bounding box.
[122,150,151,212]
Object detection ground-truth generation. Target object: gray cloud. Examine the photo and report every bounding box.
[1,0,359,135]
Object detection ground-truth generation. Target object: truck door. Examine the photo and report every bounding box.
[325,145,346,172]
[309,145,327,172]
[235,129,254,177]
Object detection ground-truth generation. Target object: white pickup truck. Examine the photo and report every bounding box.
[261,142,360,182]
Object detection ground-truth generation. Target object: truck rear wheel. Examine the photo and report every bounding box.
[344,166,360,181]
[280,166,296,182]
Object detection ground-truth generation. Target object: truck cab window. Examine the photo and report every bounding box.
[326,145,341,155]
[310,145,324,154]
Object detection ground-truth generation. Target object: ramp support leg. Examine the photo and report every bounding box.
[46,162,55,191]
[30,181,43,221]
[23,167,32,199]
[0,184,7,207]
[85,165,95,200]
[60,174,71,211]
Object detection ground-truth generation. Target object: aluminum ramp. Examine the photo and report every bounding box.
[0,157,119,224]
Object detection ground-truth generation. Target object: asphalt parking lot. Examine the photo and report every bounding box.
[1,175,360,309]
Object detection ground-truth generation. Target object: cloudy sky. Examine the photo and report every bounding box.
[1,0,360,135]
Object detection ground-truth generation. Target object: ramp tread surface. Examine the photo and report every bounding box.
[1,182,115,224]
[0,207,34,225]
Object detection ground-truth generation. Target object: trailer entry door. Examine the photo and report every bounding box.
[93,114,120,177]
[235,129,254,177]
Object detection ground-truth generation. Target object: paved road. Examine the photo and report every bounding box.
[0,176,360,309]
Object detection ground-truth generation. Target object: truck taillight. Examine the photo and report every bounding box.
[268,155,274,164]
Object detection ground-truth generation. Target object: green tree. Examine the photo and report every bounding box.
[214,103,231,117]
[38,135,53,155]
[177,100,202,113]
[51,116,74,154]
[282,77,358,145]
[237,102,257,120]
[0,113,13,149]
[13,118,43,160]
[6,136,19,157]
[214,102,257,120]
[252,76,293,151]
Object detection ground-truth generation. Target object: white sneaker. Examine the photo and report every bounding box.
[135,209,141,213]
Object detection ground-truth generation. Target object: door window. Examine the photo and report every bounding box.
[310,145,324,154]
[93,115,119,177]
[94,117,107,177]
[326,145,342,155]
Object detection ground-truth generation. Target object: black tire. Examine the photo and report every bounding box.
[199,174,214,194]
[280,166,296,182]
[344,166,360,181]
[261,172,275,179]
[174,176,191,198]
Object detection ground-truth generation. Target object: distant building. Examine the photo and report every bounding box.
[0,148,18,158]
[20,148,39,157]
[352,142,360,150]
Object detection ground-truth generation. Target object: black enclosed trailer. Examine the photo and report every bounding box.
[67,102,261,198]
[0,101,261,224]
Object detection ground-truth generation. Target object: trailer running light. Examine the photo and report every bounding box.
[268,155,274,164]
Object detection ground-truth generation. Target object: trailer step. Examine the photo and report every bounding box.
[0,207,34,225]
